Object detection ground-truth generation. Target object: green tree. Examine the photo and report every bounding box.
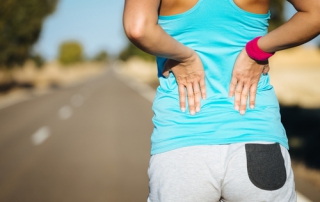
[269,0,285,31]
[58,41,83,65]
[119,42,155,62]
[0,0,58,68]
[92,50,108,62]
[29,53,45,68]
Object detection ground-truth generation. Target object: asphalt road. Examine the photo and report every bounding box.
[0,68,319,202]
[0,69,152,202]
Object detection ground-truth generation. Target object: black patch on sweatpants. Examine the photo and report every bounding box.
[245,143,287,191]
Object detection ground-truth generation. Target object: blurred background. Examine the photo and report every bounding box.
[0,0,319,201]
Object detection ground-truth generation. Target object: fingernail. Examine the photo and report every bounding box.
[240,110,245,115]
[196,107,200,112]
[181,108,185,112]
[235,106,239,111]
[250,105,254,109]
[190,111,195,115]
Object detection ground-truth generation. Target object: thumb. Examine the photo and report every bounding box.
[162,70,170,78]
[262,64,270,75]
[162,59,172,78]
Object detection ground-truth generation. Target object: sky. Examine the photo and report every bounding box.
[34,0,319,61]
[34,0,127,60]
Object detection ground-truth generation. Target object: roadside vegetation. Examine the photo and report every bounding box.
[0,0,108,93]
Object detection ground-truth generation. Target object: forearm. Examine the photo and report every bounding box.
[123,0,193,62]
[258,0,320,52]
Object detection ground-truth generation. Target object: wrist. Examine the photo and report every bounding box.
[178,47,195,62]
[245,37,275,62]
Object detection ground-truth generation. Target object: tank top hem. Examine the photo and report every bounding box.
[151,137,289,155]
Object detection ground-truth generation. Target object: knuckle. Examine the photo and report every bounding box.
[241,94,248,99]
[186,77,194,83]
[235,72,243,78]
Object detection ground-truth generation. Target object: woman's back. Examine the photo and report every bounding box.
[151,0,288,155]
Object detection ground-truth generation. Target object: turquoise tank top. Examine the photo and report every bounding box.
[151,0,288,155]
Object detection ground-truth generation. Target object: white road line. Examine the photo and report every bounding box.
[31,126,50,145]
[297,192,313,202]
[71,94,84,107]
[58,105,73,120]
[115,73,155,103]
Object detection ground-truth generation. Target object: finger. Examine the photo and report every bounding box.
[193,82,201,112]
[249,83,258,109]
[199,75,206,99]
[234,81,243,111]
[239,85,249,115]
[229,77,238,97]
[178,83,186,112]
[186,83,195,115]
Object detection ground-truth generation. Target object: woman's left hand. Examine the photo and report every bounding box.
[163,50,206,115]
[229,48,270,115]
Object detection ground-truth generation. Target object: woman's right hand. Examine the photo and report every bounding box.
[162,51,206,115]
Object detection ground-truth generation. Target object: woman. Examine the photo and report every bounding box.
[123,0,320,201]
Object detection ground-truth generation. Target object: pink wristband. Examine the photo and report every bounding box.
[245,37,275,62]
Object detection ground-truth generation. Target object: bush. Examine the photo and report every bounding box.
[29,54,45,68]
[118,42,155,62]
[58,41,83,65]
[92,50,108,62]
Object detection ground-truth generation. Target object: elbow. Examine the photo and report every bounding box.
[123,18,148,43]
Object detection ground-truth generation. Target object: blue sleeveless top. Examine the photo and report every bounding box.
[151,0,288,155]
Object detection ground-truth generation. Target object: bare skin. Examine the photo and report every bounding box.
[159,0,269,15]
[123,0,320,115]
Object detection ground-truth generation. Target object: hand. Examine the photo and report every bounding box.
[163,51,206,115]
[229,48,270,115]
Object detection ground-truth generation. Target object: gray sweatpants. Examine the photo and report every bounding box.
[148,143,296,202]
